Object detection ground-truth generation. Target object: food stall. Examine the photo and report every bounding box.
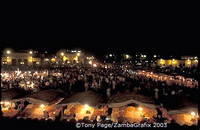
[108,99,157,123]
[59,91,107,121]
[169,108,199,126]
[1,88,28,117]
[20,89,65,120]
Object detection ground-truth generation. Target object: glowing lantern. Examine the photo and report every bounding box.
[6,50,11,54]
[40,104,46,110]
[138,107,143,111]
[1,101,13,112]
[6,57,12,63]
[159,59,165,65]
[194,59,198,63]
[190,112,196,117]
[167,60,172,65]
[171,59,179,66]
[93,64,97,67]
[80,104,92,114]
[44,58,49,61]
[84,104,89,110]
[77,52,81,56]
[185,59,191,66]
[28,57,33,62]
[51,58,56,62]
[60,52,64,56]
[73,56,78,61]
[125,54,130,59]
[88,61,92,65]
[63,56,68,61]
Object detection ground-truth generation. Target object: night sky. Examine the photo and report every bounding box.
[0,5,198,57]
[0,36,198,57]
[0,19,199,56]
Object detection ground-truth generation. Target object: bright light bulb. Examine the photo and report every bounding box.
[89,61,92,65]
[191,112,196,116]
[40,104,45,109]
[60,52,64,56]
[93,64,97,67]
[138,107,143,111]
[77,52,80,56]
[84,104,89,109]
[125,54,129,59]
[6,50,11,54]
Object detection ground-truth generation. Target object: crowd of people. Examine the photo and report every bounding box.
[1,64,199,128]
[154,66,199,80]
[1,65,198,108]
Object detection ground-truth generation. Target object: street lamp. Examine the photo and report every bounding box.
[29,51,33,54]
[77,52,81,56]
[6,50,11,54]
[93,63,97,67]
[125,54,130,59]
[60,52,64,56]
[88,60,92,65]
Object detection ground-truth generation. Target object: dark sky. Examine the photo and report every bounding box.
[0,13,198,56]
[0,38,198,57]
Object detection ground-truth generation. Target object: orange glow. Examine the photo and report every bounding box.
[111,106,156,123]
[60,52,64,56]
[1,101,14,112]
[158,59,165,65]
[190,112,196,117]
[138,107,143,111]
[51,58,56,62]
[194,59,198,63]
[185,59,191,66]
[73,56,78,61]
[6,57,11,63]
[28,57,33,62]
[89,61,92,65]
[167,60,172,65]
[63,56,69,61]
[93,64,97,67]
[77,52,80,56]
[40,104,46,110]
[6,50,11,54]
[77,104,94,120]
[171,113,198,126]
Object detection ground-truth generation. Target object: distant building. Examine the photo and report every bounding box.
[1,49,96,66]
[157,56,198,68]
[1,49,41,66]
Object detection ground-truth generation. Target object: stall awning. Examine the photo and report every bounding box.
[26,89,65,105]
[59,91,106,107]
[108,99,157,109]
[1,88,28,101]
